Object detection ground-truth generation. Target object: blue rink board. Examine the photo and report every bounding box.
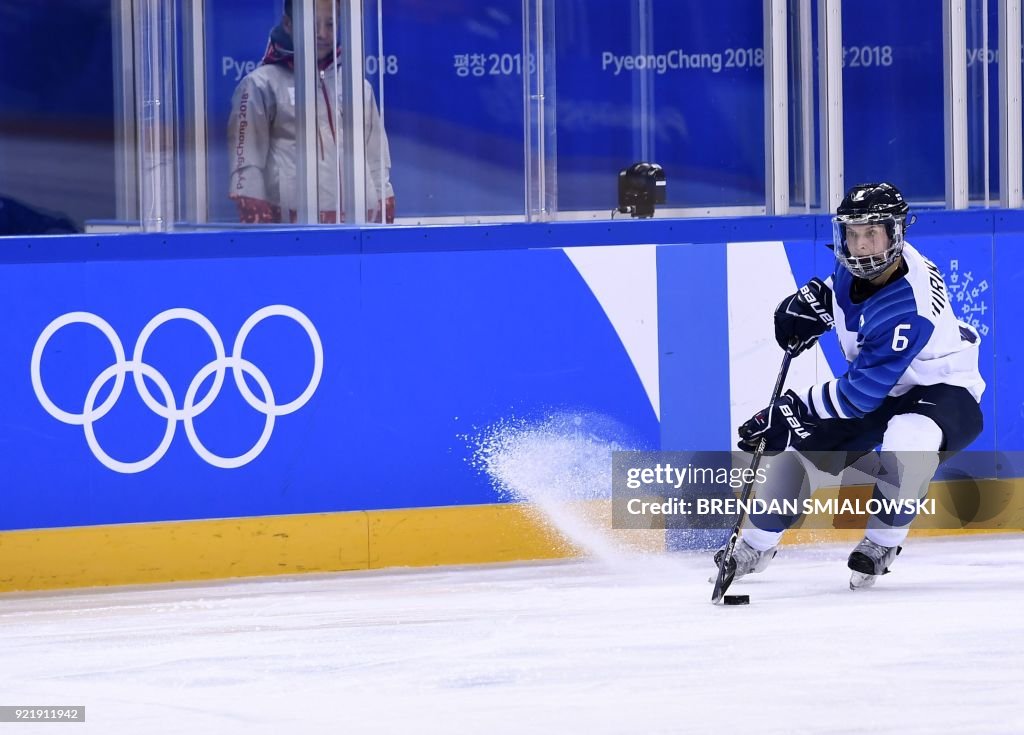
[0,212,1021,543]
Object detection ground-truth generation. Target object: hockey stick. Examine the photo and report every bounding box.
[710,349,794,604]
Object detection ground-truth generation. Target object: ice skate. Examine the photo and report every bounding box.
[847,538,902,590]
[710,538,777,585]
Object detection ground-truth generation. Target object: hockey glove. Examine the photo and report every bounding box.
[737,389,817,452]
[774,277,835,356]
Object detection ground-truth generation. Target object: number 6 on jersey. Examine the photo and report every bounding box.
[892,323,911,351]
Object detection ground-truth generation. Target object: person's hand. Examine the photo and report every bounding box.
[233,196,281,224]
[737,389,817,452]
[774,278,834,356]
[368,195,396,224]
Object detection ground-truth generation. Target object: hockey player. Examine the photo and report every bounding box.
[722,182,985,589]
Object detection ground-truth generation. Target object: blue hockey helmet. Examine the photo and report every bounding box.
[832,182,913,279]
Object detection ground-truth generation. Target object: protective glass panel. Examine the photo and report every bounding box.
[555,0,767,216]
[361,0,396,223]
[842,0,944,204]
[966,0,997,205]
[209,0,362,226]
[787,0,816,211]
[365,0,528,221]
[0,0,123,236]
[209,0,284,224]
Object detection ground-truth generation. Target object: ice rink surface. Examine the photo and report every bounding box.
[1,535,1022,735]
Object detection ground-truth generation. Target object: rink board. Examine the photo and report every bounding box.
[0,212,1020,591]
[0,505,573,592]
[0,501,671,592]
[1,482,1021,592]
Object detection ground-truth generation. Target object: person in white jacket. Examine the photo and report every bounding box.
[228,0,394,224]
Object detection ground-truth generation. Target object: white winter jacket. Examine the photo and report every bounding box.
[228,60,393,221]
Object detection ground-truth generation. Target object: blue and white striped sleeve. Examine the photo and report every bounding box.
[803,313,934,421]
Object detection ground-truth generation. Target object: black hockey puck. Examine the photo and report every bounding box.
[722,595,750,605]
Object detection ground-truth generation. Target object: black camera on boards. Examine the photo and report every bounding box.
[617,162,666,218]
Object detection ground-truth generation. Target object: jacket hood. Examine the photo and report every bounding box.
[260,22,340,72]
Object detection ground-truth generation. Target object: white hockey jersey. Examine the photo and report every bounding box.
[804,242,985,420]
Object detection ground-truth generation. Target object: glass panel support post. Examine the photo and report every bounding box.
[818,0,844,212]
[522,0,557,222]
[944,0,969,209]
[764,0,789,215]
[998,0,1022,207]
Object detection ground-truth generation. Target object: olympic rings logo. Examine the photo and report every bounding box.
[30,306,323,474]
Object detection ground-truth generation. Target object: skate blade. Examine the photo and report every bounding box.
[849,571,877,590]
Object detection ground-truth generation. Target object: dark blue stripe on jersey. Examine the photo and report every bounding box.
[827,254,939,419]
[959,325,978,344]
[861,281,919,329]
[832,263,922,336]
[823,275,923,418]
[833,380,863,417]
[834,315,936,417]
[822,384,839,418]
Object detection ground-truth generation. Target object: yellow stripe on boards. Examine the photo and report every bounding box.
[0,512,371,593]
[0,504,584,593]
[0,486,1018,593]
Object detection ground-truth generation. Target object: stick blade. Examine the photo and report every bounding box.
[710,562,736,604]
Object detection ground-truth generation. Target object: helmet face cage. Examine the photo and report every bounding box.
[832,213,906,279]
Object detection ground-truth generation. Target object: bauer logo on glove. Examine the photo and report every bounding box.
[737,389,817,452]
[774,277,835,356]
